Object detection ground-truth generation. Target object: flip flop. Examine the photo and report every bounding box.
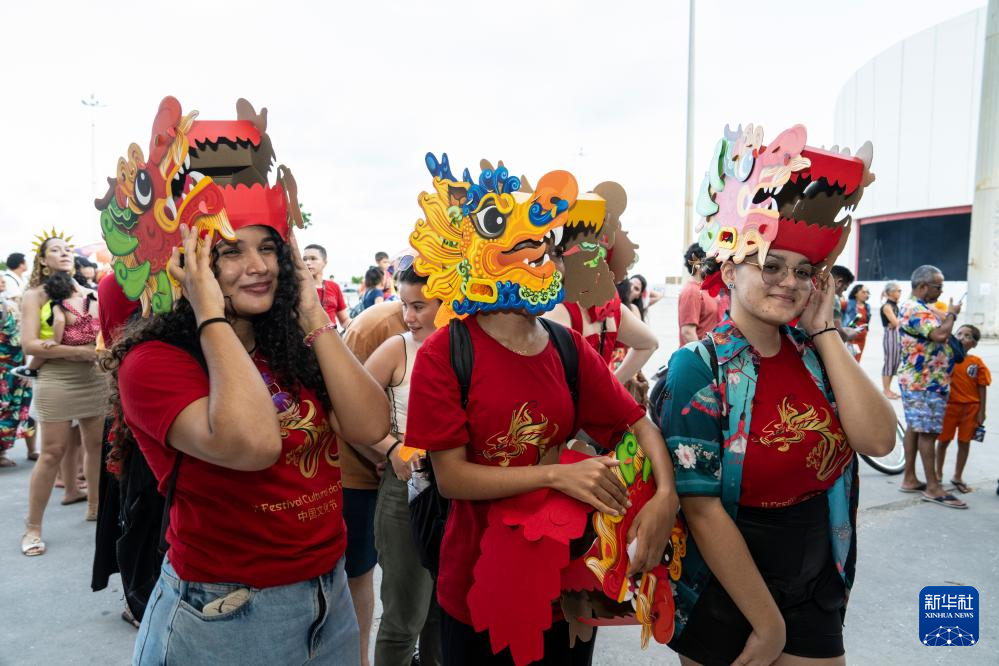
[26,452,39,461]
[921,493,968,509]
[61,495,87,506]
[899,482,928,493]
[21,534,46,556]
[950,479,972,494]
[0,456,16,468]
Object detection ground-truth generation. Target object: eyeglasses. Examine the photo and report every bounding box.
[925,281,944,291]
[748,259,817,287]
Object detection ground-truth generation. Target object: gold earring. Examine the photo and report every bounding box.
[42,266,50,277]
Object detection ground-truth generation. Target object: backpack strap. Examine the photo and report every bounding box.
[538,318,579,410]
[157,453,183,554]
[449,319,474,410]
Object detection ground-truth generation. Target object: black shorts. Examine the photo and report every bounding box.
[670,494,847,665]
[342,488,378,578]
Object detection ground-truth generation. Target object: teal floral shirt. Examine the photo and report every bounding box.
[656,319,859,637]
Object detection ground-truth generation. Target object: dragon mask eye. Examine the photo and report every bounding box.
[134,170,153,210]
[473,204,508,239]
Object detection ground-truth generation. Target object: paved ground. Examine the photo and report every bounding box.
[1,298,997,665]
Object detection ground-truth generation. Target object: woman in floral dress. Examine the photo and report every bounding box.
[0,293,35,466]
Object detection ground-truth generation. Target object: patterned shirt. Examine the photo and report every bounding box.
[898,298,954,394]
[655,319,858,638]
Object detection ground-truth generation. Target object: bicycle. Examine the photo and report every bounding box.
[859,418,906,474]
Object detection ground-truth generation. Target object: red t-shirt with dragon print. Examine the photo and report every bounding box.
[406,314,645,625]
[740,336,851,508]
[119,341,346,588]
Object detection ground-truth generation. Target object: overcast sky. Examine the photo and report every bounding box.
[0,0,986,282]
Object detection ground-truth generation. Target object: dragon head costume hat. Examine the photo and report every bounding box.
[695,123,874,273]
[410,153,595,328]
[556,180,639,310]
[96,96,303,315]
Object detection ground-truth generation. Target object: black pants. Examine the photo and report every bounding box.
[441,611,595,666]
[670,494,847,665]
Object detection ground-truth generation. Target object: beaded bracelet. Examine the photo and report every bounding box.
[304,322,337,347]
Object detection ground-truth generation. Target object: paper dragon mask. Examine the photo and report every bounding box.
[695,124,874,271]
[467,434,675,665]
[410,153,596,328]
[95,96,303,315]
[557,180,638,310]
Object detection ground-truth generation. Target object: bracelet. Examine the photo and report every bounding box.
[197,317,230,336]
[386,439,402,459]
[809,326,838,340]
[945,312,956,320]
[304,322,337,347]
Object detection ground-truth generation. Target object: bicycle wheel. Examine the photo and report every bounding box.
[860,420,906,475]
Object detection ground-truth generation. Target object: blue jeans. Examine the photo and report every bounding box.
[133,555,359,665]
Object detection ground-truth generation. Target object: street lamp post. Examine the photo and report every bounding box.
[81,94,107,200]
[682,0,697,252]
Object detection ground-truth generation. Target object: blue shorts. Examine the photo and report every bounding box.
[343,488,378,578]
[901,389,948,434]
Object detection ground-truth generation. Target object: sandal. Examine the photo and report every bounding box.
[85,503,99,521]
[950,479,972,494]
[61,494,87,506]
[921,493,968,509]
[121,608,141,629]
[26,452,39,461]
[899,482,928,493]
[21,524,45,556]
[0,456,16,468]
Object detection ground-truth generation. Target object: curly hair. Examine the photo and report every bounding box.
[102,229,330,476]
[28,238,56,288]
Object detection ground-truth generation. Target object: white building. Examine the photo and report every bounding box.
[834,7,987,285]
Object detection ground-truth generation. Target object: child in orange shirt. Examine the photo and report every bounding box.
[936,325,991,494]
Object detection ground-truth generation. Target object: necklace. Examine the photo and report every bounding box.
[490,332,545,356]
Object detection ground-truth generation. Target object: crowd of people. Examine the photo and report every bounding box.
[0,109,991,666]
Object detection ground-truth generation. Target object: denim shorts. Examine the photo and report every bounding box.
[901,388,948,434]
[133,555,359,665]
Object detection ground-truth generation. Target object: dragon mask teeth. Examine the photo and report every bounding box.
[695,123,874,270]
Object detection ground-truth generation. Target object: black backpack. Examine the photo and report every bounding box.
[649,337,719,430]
[409,317,579,575]
[113,341,198,621]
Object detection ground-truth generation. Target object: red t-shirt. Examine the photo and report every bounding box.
[406,315,646,625]
[564,296,621,366]
[97,273,139,346]
[740,337,851,508]
[678,279,719,347]
[118,341,346,588]
[317,280,347,323]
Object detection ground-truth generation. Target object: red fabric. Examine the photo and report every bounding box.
[59,299,100,346]
[317,280,347,322]
[406,314,645,625]
[741,337,851,508]
[118,341,346,588]
[677,280,719,347]
[563,297,622,365]
[98,273,139,346]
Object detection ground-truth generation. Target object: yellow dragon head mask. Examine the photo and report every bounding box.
[411,153,599,327]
